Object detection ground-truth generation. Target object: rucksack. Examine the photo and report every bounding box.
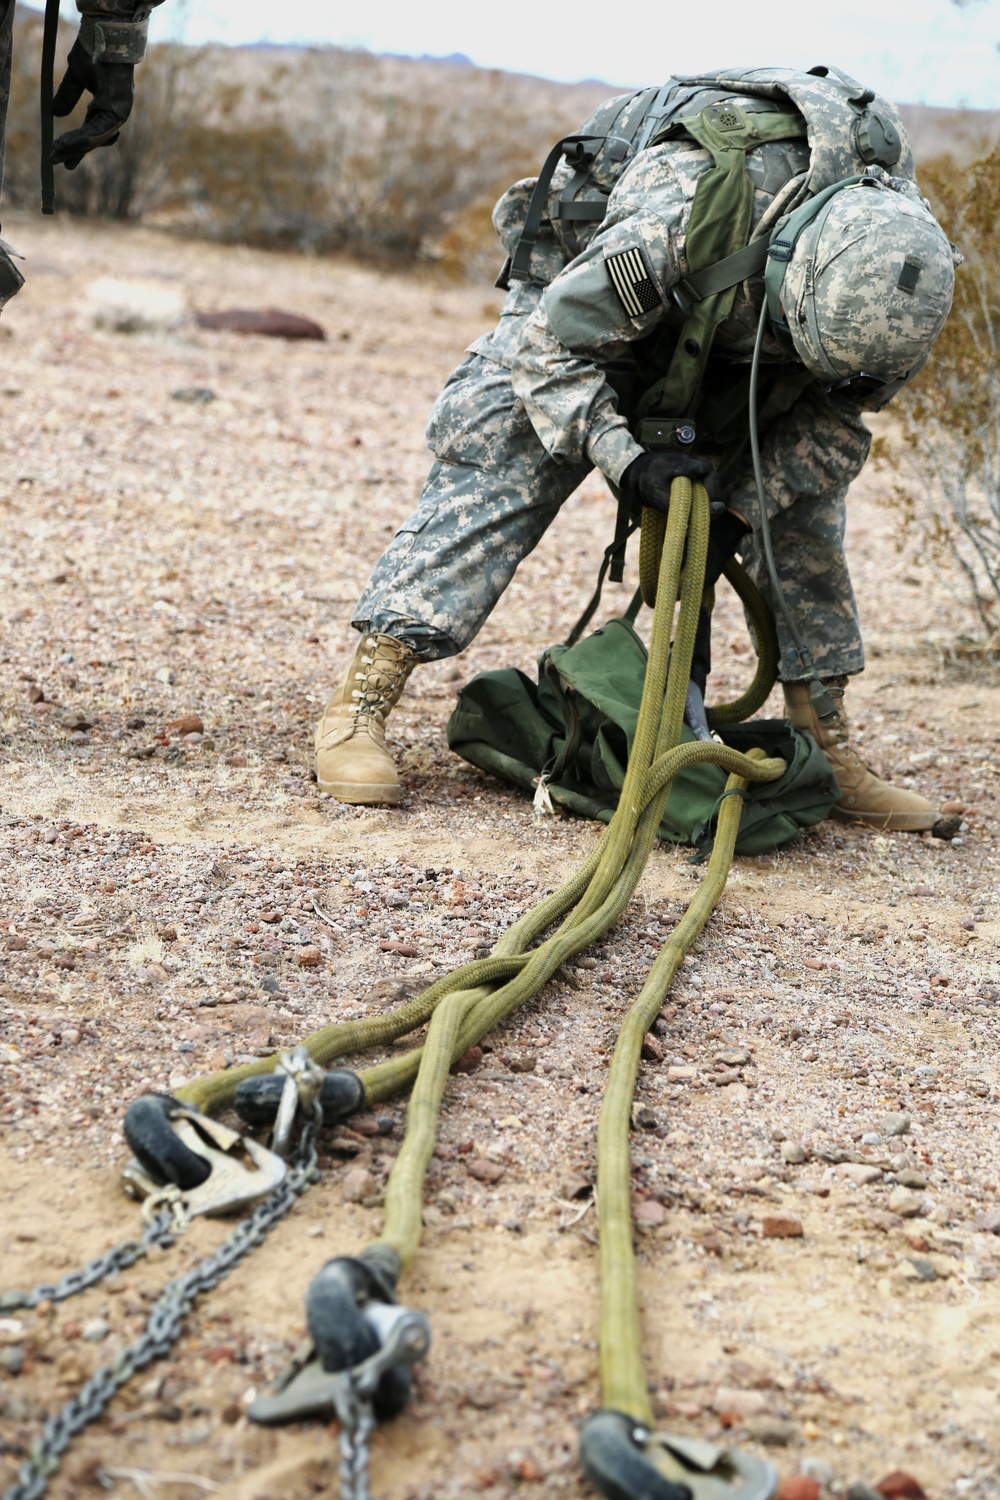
[446,616,839,860]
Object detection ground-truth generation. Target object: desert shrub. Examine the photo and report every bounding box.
[883,147,1000,644]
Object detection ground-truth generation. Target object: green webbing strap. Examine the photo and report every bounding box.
[671,235,770,310]
[40,0,59,214]
[564,519,640,647]
[636,105,805,425]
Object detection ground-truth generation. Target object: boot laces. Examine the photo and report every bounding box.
[347,637,410,722]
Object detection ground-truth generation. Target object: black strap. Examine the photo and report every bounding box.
[552,200,610,222]
[508,135,605,283]
[40,0,59,214]
[671,236,770,311]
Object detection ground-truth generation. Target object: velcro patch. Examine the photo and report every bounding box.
[605,246,661,319]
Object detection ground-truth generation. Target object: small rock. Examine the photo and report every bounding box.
[895,1169,927,1190]
[560,1174,593,1201]
[667,1065,697,1080]
[776,1480,821,1500]
[633,1104,657,1131]
[642,1033,665,1062]
[296,945,323,968]
[866,1210,903,1233]
[467,1159,506,1184]
[172,387,215,404]
[342,1167,374,1203]
[930,815,961,841]
[0,1348,24,1375]
[379,939,420,957]
[451,1046,483,1074]
[902,1257,938,1283]
[711,1386,770,1418]
[846,1487,886,1500]
[974,1209,1000,1234]
[155,667,177,685]
[836,1163,883,1185]
[780,1142,807,1165]
[5,935,28,951]
[167,713,204,735]
[506,1050,537,1073]
[761,1216,804,1239]
[82,1317,109,1342]
[715,1049,751,1066]
[745,1415,796,1446]
[878,1113,911,1138]
[634,1199,666,1227]
[887,1187,923,1218]
[874,1472,928,1500]
[939,800,966,815]
[224,753,247,768]
[802,958,825,971]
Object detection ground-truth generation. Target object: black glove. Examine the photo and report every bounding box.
[619,450,722,514]
[52,35,136,169]
[704,505,751,589]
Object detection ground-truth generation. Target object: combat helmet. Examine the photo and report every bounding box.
[764,168,955,387]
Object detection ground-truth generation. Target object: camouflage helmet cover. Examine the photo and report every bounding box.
[776,175,955,383]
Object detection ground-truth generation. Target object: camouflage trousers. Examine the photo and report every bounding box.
[354,351,871,680]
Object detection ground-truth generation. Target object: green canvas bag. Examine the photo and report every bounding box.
[446,617,839,858]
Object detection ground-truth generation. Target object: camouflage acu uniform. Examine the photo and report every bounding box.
[0,0,14,203]
[355,90,893,680]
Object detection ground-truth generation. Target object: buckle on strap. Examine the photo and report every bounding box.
[580,1410,777,1500]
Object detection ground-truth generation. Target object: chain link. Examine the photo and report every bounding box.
[2,1140,320,1500]
[0,1211,178,1313]
[337,1396,376,1500]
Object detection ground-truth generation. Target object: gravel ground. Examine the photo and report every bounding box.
[1,214,999,1500]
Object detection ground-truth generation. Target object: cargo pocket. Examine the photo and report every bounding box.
[425,351,536,474]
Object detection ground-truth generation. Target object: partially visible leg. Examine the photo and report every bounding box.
[726,385,935,830]
[316,352,592,803]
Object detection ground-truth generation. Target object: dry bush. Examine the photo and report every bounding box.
[882,147,1000,647]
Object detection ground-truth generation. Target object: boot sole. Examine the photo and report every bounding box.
[317,777,402,806]
[831,805,934,832]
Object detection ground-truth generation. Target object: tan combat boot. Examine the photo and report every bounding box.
[314,632,417,805]
[782,676,935,832]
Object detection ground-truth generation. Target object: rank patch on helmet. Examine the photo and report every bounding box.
[605,246,661,318]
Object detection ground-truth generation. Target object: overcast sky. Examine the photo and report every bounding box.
[128,0,1000,110]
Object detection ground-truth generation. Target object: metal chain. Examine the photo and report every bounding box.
[3,1135,320,1500]
[338,1398,376,1500]
[0,1211,178,1312]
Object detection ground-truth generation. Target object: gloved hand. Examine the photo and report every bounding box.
[704,504,751,589]
[52,29,139,169]
[619,450,722,514]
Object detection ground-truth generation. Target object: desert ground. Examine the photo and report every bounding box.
[1,214,999,1500]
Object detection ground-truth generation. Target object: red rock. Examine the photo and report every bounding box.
[195,308,326,340]
[451,1046,483,1074]
[641,1033,665,1062]
[224,753,247,768]
[875,1473,927,1500]
[467,1159,506,1184]
[514,1457,542,1482]
[803,958,825,971]
[259,911,282,924]
[939,801,966,815]
[761,1216,804,1239]
[777,1479,821,1500]
[204,1345,235,1364]
[342,1166,374,1203]
[5,936,28,951]
[167,712,204,735]
[296,945,323,967]
[379,939,420,957]
[905,1233,931,1252]
[634,1199,666,1227]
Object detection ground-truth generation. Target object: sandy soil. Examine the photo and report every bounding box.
[1,215,999,1500]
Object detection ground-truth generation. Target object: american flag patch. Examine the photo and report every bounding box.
[605,246,661,318]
